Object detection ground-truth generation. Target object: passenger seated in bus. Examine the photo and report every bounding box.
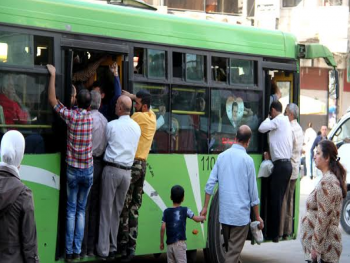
[47,64,94,261]
[91,62,122,121]
[0,73,30,124]
[193,96,208,153]
[81,90,108,257]
[269,79,281,107]
[160,185,205,262]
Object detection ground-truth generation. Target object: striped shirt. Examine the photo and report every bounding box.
[290,119,304,180]
[54,102,93,168]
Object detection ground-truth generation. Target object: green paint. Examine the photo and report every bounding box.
[0,0,297,58]
[302,43,337,67]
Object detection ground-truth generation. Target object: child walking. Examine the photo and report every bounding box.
[160,185,205,263]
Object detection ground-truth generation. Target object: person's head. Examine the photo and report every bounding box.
[90,90,101,110]
[314,140,347,198]
[92,81,105,99]
[135,90,151,112]
[196,97,206,112]
[71,85,77,107]
[285,103,299,122]
[76,89,91,109]
[1,130,25,171]
[115,95,132,117]
[1,74,16,100]
[236,125,252,148]
[232,102,238,121]
[269,101,283,119]
[171,185,184,204]
[320,125,327,137]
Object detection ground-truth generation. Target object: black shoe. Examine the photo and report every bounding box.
[87,250,95,257]
[108,251,117,259]
[272,237,279,243]
[310,175,313,180]
[121,251,135,263]
[65,254,73,262]
[282,234,289,241]
[96,254,107,261]
[73,253,80,260]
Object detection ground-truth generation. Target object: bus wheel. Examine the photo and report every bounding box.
[204,192,225,263]
[341,191,350,234]
[186,249,197,263]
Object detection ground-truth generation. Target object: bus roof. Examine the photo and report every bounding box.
[0,0,298,59]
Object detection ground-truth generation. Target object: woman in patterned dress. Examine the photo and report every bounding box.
[301,140,347,263]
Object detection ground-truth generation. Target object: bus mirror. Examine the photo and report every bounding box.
[298,44,306,58]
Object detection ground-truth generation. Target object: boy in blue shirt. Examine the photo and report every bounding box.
[160,185,205,263]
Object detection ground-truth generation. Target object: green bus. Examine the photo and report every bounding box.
[0,0,337,262]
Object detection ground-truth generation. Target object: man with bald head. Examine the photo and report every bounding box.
[201,125,264,263]
[96,95,141,259]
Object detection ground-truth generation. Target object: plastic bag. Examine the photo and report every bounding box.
[250,221,264,245]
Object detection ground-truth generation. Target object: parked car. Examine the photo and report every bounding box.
[328,110,350,234]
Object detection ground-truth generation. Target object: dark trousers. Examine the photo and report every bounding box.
[81,158,104,255]
[267,159,292,239]
[222,224,249,263]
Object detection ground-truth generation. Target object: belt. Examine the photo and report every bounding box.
[93,155,103,160]
[135,158,146,162]
[105,161,132,171]
[273,159,290,164]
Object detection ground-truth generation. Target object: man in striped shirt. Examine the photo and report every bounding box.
[47,65,93,262]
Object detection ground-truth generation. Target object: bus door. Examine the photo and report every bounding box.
[261,65,298,241]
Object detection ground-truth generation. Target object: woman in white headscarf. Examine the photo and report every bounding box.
[0,130,39,263]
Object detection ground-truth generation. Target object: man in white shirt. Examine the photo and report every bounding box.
[258,101,292,242]
[279,103,303,240]
[96,95,141,259]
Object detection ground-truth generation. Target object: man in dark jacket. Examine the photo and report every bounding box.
[0,130,39,263]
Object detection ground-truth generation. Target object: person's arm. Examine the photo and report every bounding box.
[160,222,166,250]
[122,90,136,101]
[21,189,40,263]
[200,159,219,217]
[252,205,264,230]
[192,215,206,223]
[47,64,58,107]
[310,137,318,159]
[258,117,278,133]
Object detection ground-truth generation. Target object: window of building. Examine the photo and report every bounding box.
[0,30,53,66]
[133,82,170,153]
[171,86,208,153]
[282,0,303,7]
[205,0,243,14]
[212,56,228,83]
[230,59,256,85]
[210,88,262,153]
[164,0,204,12]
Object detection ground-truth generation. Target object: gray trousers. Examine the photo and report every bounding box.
[279,179,297,237]
[222,224,249,263]
[166,241,187,263]
[96,165,131,257]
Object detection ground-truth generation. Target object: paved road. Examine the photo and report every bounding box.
[130,176,350,263]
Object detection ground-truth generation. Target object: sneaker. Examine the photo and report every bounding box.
[121,250,135,263]
[108,251,117,259]
[65,254,73,262]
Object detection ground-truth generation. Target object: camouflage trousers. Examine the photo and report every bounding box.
[118,159,146,253]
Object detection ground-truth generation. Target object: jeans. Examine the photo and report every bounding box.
[66,165,93,255]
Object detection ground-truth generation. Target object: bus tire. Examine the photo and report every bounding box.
[186,249,197,263]
[204,191,225,263]
[341,191,350,235]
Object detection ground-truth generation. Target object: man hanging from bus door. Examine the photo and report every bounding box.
[258,101,292,243]
[47,65,94,262]
[279,103,303,240]
[119,89,156,262]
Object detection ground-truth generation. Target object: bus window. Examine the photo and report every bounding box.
[134,47,144,75]
[173,52,183,79]
[147,49,166,79]
[210,88,262,152]
[186,53,205,82]
[0,30,53,66]
[171,86,208,153]
[133,82,170,153]
[230,59,255,85]
[212,56,228,83]
[0,71,53,153]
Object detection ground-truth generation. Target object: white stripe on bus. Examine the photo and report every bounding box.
[19,165,60,190]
